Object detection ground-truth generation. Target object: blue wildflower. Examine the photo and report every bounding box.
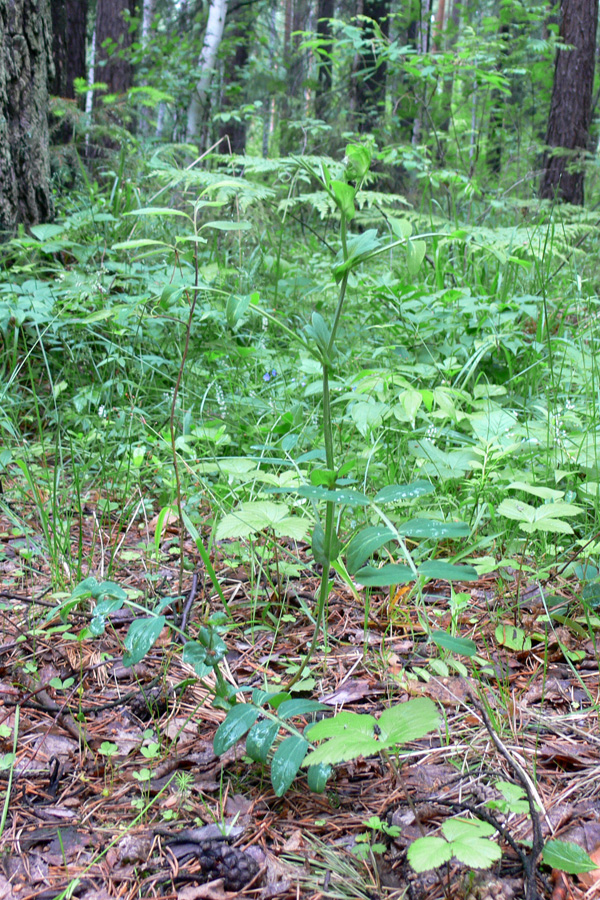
[263,373,271,382]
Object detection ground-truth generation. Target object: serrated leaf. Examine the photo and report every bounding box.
[451,836,501,868]
[307,712,376,742]
[271,735,309,796]
[542,840,597,874]
[355,564,415,587]
[215,501,310,540]
[407,836,452,872]
[377,698,439,744]
[431,631,477,657]
[419,560,478,582]
[246,719,280,763]
[373,480,434,504]
[213,705,260,755]
[303,732,382,767]
[346,526,395,575]
[400,519,470,539]
[443,818,496,841]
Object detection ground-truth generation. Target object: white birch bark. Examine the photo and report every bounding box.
[139,0,156,136]
[186,0,229,143]
[141,0,156,45]
[85,26,96,152]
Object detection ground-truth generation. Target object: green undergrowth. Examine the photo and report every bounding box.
[1,147,600,592]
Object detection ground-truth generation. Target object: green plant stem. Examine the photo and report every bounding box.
[0,705,18,838]
[287,217,351,691]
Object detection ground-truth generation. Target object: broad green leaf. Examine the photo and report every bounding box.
[245,719,280,763]
[213,705,260,755]
[373,481,434,504]
[112,239,170,250]
[431,631,477,657]
[307,763,332,793]
[400,519,470,539]
[418,560,479,582]
[296,486,371,506]
[30,223,66,240]
[355,564,415,587]
[271,735,309,796]
[450,836,501,868]
[215,501,310,541]
[182,640,212,677]
[307,712,376,742]
[124,207,191,218]
[311,521,328,567]
[346,526,395,574]
[377,698,439,744]
[388,217,412,239]
[345,143,372,180]
[302,732,382,767]
[351,400,388,436]
[277,699,329,720]
[406,239,426,277]
[508,482,564,501]
[122,616,166,667]
[443,818,496,841]
[201,220,251,231]
[331,180,356,220]
[407,836,452,872]
[495,625,531,652]
[542,840,597,874]
[226,293,251,328]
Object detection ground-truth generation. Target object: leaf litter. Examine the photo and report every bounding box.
[0,498,599,900]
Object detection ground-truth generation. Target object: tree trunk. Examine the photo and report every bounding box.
[315,0,334,120]
[50,0,87,99]
[95,0,136,96]
[186,0,229,144]
[0,0,54,234]
[540,0,598,205]
[355,0,390,133]
[218,4,253,154]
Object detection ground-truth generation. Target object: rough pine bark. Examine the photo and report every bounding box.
[540,0,598,205]
[95,0,136,95]
[50,0,87,99]
[0,0,54,234]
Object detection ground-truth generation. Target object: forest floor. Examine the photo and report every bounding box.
[0,497,599,900]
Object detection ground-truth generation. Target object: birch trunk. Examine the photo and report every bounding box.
[186,0,229,144]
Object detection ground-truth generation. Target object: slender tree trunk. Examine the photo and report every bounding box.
[0,0,54,233]
[280,0,311,153]
[95,0,136,95]
[486,22,509,175]
[50,0,87,99]
[186,0,229,144]
[540,0,599,204]
[315,0,334,121]
[355,0,390,133]
[138,0,156,135]
[218,4,253,154]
